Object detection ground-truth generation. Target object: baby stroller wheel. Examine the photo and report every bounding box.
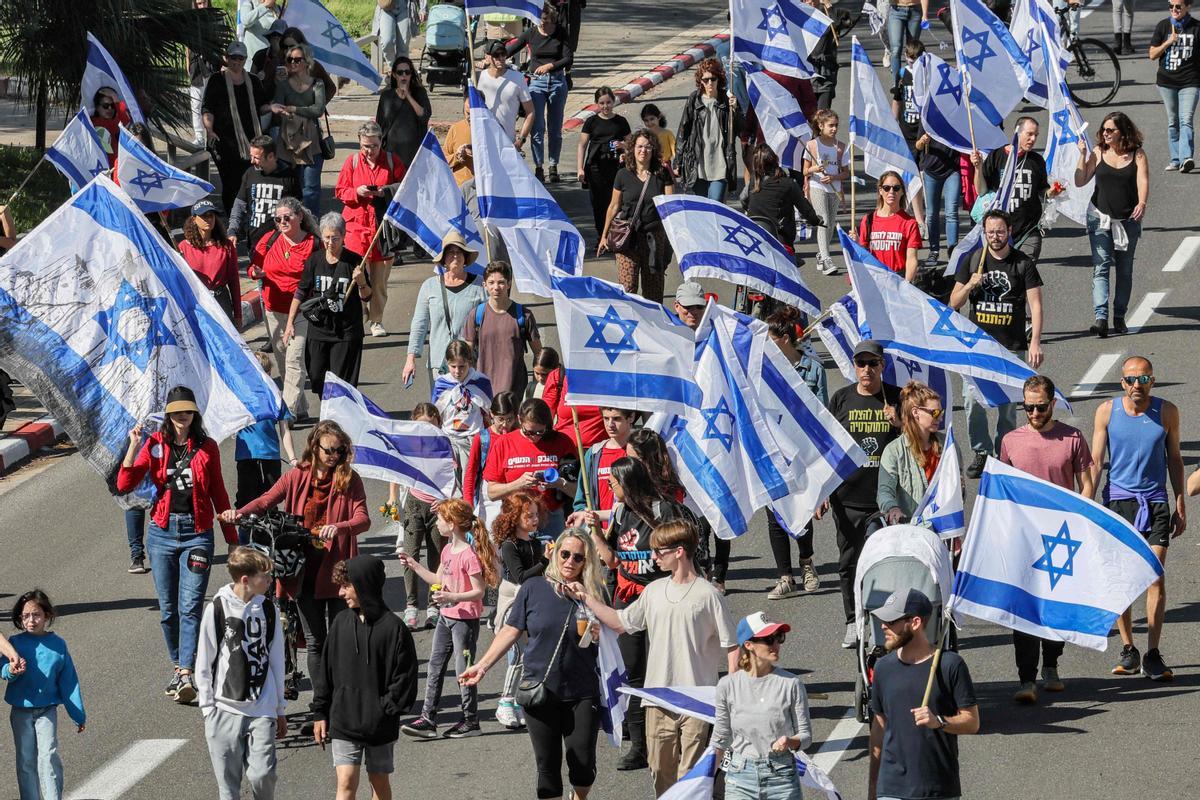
[854,671,870,723]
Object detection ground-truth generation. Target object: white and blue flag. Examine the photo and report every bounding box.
[470,87,582,297]
[551,273,701,417]
[911,52,1006,154]
[948,0,1034,121]
[1009,0,1066,108]
[597,627,628,748]
[944,129,1020,278]
[912,424,966,539]
[284,0,382,91]
[320,374,458,498]
[948,458,1164,650]
[849,37,921,198]
[0,175,282,488]
[465,0,544,24]
[744,65,812,171]
[1042,24,1093,226]
[82,33,145,123]
[732,0,832,79]
[116,126,214,212]
[45,109,110,193]
[432,369,493,408]
[385,131,485,275]
[655,195,820,316]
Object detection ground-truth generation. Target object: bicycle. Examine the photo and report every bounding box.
[1055,4,1121,108]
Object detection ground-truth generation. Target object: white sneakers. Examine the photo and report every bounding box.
[370,322,388,338]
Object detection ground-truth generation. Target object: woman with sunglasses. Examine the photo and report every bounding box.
[222,420,370,700]
[877,381,953,526]
[856,170,922,281]
[179,199,241,326]
[675,58,742,201]
[203,41,270,214]
[270,44,327,216]
[1150,0,1199,174]
[714,612,810,800]
[375,55,433,169]
[90,87,133,168]
[1075,112,1150,338]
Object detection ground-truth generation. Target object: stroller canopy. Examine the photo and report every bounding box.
[853,524,955,636]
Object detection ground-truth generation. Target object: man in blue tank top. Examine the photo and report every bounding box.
[1087,356,1186,681]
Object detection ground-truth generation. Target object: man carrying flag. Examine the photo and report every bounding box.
[998,374,1094,703]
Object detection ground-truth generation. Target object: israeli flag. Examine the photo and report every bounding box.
[655,195,820,316]
[745,65,812,171]
[320,374,457,498]
[912,425,966,539]
[911,52,1006,155]
[944,130,1020,278]
[45,110,110,193]
[551,273,701,417]
[597,627,628,748]
[470,87,582,297]
[432,369,493,408]
[465,0,544,24]
[849,37,921,198]
[658,747,720,800]
[116,126,214,213]
[948,0,1033,122]
[0,175,283,488]
[731,0,832,79]
[1009,0,1067,108]
[284,0,382,91]
[385,131,485,274]
[1042,24,1093,226]
[948,458,1163,650]
[82,33,145,123]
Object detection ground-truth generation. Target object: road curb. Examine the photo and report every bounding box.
[563,32,730,132]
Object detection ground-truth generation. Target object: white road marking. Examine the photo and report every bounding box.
[66,739,188,800]
[1124,291,1168,334]
[327,114,373,122]
[1079,0,1108,19]
[1071,352,1122,398]
[1162,236,1200,272]
[810,708,865,774]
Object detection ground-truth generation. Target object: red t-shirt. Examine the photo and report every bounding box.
[857,210,922,274]
[595,444,626,513]
[483,428,577,511]
[253,234,316,313]
[542,370,606,448]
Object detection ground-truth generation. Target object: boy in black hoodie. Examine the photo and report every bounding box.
[312,556,418,800]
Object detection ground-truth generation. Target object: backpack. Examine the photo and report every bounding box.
[210,594,277,679]
[474,301,530,352]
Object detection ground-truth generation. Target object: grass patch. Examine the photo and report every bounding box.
[211,0,377,40]
[0,146,71,234]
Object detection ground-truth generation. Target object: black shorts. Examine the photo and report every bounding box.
[1107,499,1172,548]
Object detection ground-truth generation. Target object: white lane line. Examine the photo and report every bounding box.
[1163,236,1200,272]
[66,739,188,800]
[810,708,865,774]
[1125,291,1168,334]
[1071,352,1122,398]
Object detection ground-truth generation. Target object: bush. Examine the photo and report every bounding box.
[211,0,376,39]
[0,146,71,235]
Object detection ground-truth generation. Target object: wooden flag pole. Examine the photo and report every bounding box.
[919,622,951,710]
[848,67,857,236]
[465,10,495,264]
[1,157,46,214]
[570,406,602,540]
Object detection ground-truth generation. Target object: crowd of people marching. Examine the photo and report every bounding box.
[2,0,1200,798]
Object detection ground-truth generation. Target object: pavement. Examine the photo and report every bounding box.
[3,3,1200,800]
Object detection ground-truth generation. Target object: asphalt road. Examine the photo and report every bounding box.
[3,5,1200,799]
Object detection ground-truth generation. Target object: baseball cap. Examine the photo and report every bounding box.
[674,281,706,308]
[852,339,884,360]
[871,588,933,623]
[736,612,792,645]
[191,199,218,217]
[486,40,508,57]
[226,41,248,58]
[266,19,288,37]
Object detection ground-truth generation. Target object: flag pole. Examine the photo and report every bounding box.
[466,8,495,264]
[848,69,857,235]
[727,2,736,146]
[800,306,834,339]
[570,406,602,540]
[919,620,951,710]
[1,157,47,213]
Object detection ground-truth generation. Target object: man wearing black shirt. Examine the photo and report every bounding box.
[227,136,303,251]
[951,210,1044,477]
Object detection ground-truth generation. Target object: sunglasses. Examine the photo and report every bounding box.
[286,56,306,64]
[1123,375,1153,386]
[750,632,786,645]
[880,184,904,192]
[1101,126,1118,134]
[1169,3,1186,8]
[273,214,295,224]
[98,102,115,110]
[854,358,883,368]
[559,550,586,564]
[522,427,546,438]
[318,444,347,456]
[915,406,943,419]
[1023,401,1051,413]
[700,76,720,83]
[652,545,681,556]
[394,69,412,76]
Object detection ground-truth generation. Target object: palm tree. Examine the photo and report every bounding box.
[0,0,231,151]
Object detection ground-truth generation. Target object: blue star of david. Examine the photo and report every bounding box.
[128,167,168,194]
[700,396,735,452]
[928,300,985,348]
[758,4,788,37]
[92,281,178,371]
[90,159,108,179]
[584,305,639,364]
[1052,109,1079,146]
[1032,521,1082,590]
[959,26,997,71]
[449,208,483,245]
[895,356,923,376]
[935,63,963,104]
[321,20,352,49]
[721,224,765,257]
[367,429,403,454]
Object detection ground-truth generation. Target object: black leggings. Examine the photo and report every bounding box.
[524,695,600,799]
[767,516,814,577]
[297,577,346,688]
[617,627,648,757]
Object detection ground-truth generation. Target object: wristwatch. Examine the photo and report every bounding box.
[935,714,948,729]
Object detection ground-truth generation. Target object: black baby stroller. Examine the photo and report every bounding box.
[421,1,470,90]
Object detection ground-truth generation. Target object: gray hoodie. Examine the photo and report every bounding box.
[196,583,286,719]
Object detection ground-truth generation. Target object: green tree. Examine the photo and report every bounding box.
[0,0,232,151]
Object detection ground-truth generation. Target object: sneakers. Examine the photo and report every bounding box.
[401,717,439,739]
[128,557,149,574]
[1183,158,1196,173]
[1013,681,1037,704]
[165,669,183,697]
[616,749,649,770]
[966,452,987,479]
[1165,162,1180,172]
[444,719,482,739]
[767,576,799,600]
[1041,667,1065,692]
[1142,648,1173,682]
[547,164,560,184]
[799,559,820,592]
[923,250,940,268]
[370,322,388,338]
[174,672,197,704]
[425,606,441,629]
[403,608,419,630]
[495,698,524,730]
[1112,317,1128,335]
[1112,644,1141,675]
[841,622,858,650]
[818,256,839,275]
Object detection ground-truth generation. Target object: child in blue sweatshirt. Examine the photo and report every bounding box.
[2,589,86,800]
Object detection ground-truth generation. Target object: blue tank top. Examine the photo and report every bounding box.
[1107,396,1167,493]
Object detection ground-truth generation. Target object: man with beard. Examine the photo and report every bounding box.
[999,375,1094,704]
[868,589,979,800]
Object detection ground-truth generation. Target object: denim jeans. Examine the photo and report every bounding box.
[887,5,923,84]
[420,615,480,722]
[147,513,215,670]
[373,2,413,60]
[12,706,63,800]
[693,178,727,201]
[923,170,961,256]
[529,71,569,167]
[299,154,324,218]
[1087,211,1142,321]
[965,385,1020,456]
[125,507,146,560]
[724,751,803,800]
[1157,85,1198,166]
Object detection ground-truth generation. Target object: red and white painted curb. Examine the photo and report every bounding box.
[564,32,730,132]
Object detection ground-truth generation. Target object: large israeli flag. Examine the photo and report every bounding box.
[385,131,485,274]
[465,0,544,24]
[732,0,832,79]
[597,627,628,748]
[284,0,382,91]
[320,374,458,498]
[45,110,110,193]
[849,37,921,198]
[948,0,1033,122]
[0,175,283,489]
[116,126,214,212]
[949,458,1163,650]
[551,273,701,417]
[470,87,582,297]
[744,65,812,171]
[911,52,1006,154]
[82,33,145,123]
[1009,0,1066,108]
[655,195,820,316]
[1042,24,1093,226]
[912,425,966,539]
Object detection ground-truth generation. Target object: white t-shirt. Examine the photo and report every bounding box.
[618,575,738,687]
[806,138,849,195]
[476,67,531,139]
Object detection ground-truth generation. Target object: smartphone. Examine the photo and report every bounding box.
[404,372,415,389]
[367,184,379,192]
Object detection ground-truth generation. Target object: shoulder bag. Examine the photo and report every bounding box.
[605,172,653,256]
[319,112,337,161]
[514,603,573,710]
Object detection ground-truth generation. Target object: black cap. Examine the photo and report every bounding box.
[872,588,934,623]
[852,339,884,359]
[486,40,507,57]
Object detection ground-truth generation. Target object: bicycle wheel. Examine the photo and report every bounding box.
[1067,38,1121,108]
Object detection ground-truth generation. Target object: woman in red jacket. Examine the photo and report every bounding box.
[116,386,236,705]
[221,419,370,694]
[335,120,406,338]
